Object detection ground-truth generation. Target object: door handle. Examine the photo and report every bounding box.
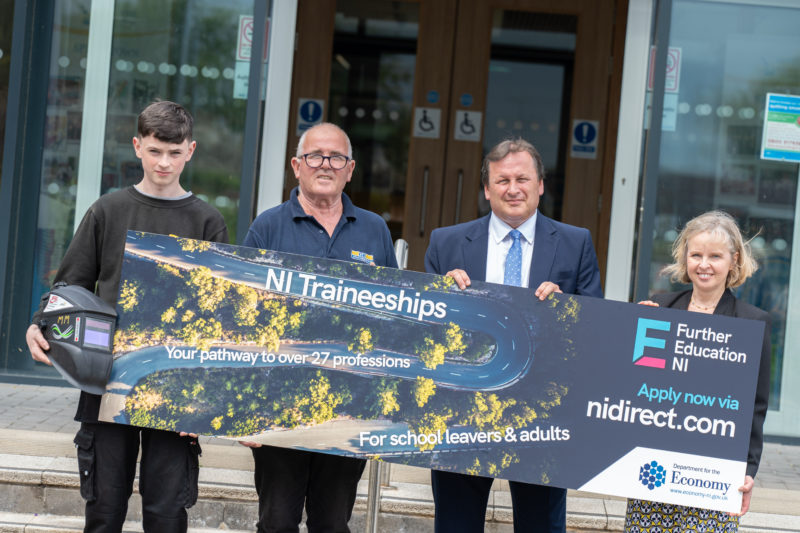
[420,166,429,236]
[454,169,463,224]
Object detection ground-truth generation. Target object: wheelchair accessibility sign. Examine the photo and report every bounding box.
[570,119,599,159]
[454,110,482,142]
[413,107,441,139]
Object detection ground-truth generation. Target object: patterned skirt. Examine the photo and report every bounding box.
[625,498,739,532]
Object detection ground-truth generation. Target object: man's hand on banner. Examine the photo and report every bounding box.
[534,282,562,300]
[446,269,471,290]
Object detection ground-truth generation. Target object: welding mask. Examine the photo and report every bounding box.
[38,284,117,395]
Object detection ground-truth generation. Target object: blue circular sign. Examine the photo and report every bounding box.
[460,93,473,107]
[427,90,439,104]
[300,100,323,122]
[573,121,597,144]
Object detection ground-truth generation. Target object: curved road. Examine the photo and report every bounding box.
[111,233,537,394]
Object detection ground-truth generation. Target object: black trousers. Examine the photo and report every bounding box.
[74,422,200,533]
[251,445,366,533]
[431,469,567,533]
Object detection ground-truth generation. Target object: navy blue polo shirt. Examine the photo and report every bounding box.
[243,187,398,268]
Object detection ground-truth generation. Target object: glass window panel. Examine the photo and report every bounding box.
[639,1,800,410]
[103,0,254,243]
[0,0,14,168]
[28,0,91,376]
[328,0,419,241]
[25,0,256,377]
[483,10,576,221]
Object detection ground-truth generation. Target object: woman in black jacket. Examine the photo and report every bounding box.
[625,211,771,533]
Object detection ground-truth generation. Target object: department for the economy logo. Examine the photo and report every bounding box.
[632,318,671,369]
[639,460,667,490]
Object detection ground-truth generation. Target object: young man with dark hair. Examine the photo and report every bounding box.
[26,100,228,533]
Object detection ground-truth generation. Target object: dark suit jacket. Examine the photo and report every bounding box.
[651,289,771,478]
[424,213,603,298]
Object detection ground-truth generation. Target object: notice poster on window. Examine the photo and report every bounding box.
[761,93,800,162]
[99,232,766,513]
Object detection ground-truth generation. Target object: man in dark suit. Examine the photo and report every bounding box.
[424,138,603,533]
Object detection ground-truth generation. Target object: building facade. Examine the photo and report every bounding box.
[1,0,799,438]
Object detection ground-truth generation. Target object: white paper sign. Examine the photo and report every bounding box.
[454,110,482,142]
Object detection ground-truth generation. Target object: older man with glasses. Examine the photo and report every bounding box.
[240,122,398,533]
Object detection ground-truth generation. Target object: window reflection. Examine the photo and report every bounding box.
[30,1,90,371]
[103,0,253,241]
[0,0,13,168]
[27,0,255,375]
[642,1,800,409]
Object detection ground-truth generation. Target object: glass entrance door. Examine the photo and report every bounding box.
[327,0,420,241]
[287,0,619,271]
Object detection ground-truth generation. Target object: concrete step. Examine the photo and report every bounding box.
[0,511,252,532]
[0,509,478,533]
[1,429,798,532]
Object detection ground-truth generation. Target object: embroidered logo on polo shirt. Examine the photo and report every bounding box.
[351,250,374,265]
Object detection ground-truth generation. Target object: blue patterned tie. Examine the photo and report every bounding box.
[504,229,522,287]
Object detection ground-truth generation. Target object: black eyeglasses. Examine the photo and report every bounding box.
[301,153,350,170]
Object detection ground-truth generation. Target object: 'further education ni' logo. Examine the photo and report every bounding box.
[639,460,667,490]
[632,318,671,369]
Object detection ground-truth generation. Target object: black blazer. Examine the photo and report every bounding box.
[651,289,771,478]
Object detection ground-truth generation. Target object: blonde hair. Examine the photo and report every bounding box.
[661,210,758,289]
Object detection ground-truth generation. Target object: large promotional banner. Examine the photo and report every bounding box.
[99,231,766,513]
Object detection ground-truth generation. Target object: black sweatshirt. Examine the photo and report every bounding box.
[33,186,229,422]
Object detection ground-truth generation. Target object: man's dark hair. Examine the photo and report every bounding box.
[137,100,193,144]
[480,138,545,186]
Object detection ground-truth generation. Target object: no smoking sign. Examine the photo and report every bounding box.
[664,48,681,93]
[237,15,268,61]
[648,46,682,94]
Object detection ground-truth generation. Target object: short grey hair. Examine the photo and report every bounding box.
[296,122,353,159]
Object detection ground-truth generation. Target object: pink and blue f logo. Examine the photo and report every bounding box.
[633,318,671,369]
